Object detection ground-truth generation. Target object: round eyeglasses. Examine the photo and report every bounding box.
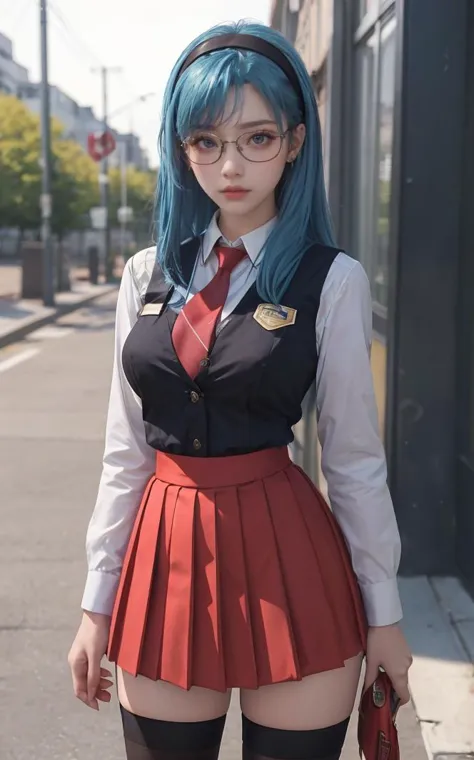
[182,129,291,165]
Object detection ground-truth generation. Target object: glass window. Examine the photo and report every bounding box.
[352,31,378,282]
[373,17,396,308]
[352,16,396,313]
[357,0,378,23]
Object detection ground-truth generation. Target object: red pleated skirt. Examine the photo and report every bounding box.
[108,447,367,692]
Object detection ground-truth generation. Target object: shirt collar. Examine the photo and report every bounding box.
[201,211,278,265]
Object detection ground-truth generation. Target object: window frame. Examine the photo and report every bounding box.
[352,0,396,335]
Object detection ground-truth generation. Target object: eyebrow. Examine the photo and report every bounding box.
[235,120,278,129]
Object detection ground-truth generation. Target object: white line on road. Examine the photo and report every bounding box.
[30,326,75,340]
[0,347,40,373]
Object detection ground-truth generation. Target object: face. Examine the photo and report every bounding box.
[183,84,305,231]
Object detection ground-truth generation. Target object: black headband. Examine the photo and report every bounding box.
[176,33,305,118]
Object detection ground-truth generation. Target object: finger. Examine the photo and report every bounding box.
[87,657,101,704]
[71,658,89,701]
[363,659,380,692]
[99,678,114,690]
[100,667,113,678]
[391,677,410,705]
[97,689,112,703]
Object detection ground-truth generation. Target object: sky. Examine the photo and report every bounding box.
[1,0,272,167]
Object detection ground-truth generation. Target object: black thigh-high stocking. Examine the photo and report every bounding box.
[242,715,350,760]
[120,705,227,760]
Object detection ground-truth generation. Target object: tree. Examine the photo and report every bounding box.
[0,93,99,235]
[108,166,156,225]
[0,94,42,230]
[51,129,99,238]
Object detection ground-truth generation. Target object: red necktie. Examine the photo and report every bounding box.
[172,245,247,379]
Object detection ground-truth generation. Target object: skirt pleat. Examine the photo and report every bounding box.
[108,448,368,692]
[238,479,300,686]
[107,475,157,666]
[214,486,258,689]
[286,465,368,651]
[138,484,180,678]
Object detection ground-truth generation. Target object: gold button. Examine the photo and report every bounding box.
[190,391,200,403]
[193,438,202,450]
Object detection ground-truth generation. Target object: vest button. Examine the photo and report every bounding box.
[193,438,202,450]
[200,358,210,368]
[190,391,200,403]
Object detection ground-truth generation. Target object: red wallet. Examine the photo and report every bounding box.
[357,670,401,760]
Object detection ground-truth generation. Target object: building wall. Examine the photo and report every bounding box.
[18,83,149,171]
[0,32,29,95]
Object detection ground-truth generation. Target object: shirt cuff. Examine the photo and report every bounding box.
[81,570,120,616]
[359,577,403,626]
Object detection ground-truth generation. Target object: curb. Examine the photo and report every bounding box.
[0,285,118,350]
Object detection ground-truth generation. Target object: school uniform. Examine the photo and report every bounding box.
[81,212,402,693]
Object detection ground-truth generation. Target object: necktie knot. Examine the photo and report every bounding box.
[215,245,247,274]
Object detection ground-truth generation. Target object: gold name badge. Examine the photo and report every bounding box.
[253,303,297,331]
[140,303,164,316]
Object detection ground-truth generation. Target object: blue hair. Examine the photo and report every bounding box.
[156,19,336,304]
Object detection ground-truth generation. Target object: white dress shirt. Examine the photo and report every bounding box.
[81,211,403,627]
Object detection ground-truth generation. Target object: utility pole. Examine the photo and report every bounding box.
[92,66,121,282]
[40,0,54,306]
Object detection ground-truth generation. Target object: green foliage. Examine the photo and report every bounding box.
[108,166,156,224]
[0,93,99,234]
[0,94,42,229]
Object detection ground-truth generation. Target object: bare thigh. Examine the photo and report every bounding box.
[240,654,363,730]
[117,668,232,722]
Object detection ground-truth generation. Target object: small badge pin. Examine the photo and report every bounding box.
[253,303,297,331]
[140,302,164,316]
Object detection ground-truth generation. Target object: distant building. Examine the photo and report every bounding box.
[0,32,29,95]
[18,82,149,171]
[112,133,149,172]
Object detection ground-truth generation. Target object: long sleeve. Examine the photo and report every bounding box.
[316,255,403,627]
[81,257,156,615]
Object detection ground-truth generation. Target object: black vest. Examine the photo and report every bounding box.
[122,237,339,457]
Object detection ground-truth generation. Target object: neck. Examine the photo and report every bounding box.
[217,197,277,242]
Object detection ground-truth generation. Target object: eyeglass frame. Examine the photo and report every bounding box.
[181,128,293,165]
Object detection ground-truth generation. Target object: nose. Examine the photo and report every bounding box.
[220,142,244,177]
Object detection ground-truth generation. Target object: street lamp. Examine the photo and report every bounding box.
[108,92,156,264]
[108,92,156,121]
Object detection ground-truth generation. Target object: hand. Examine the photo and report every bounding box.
[364,623,413,705]
[68,611,113,710]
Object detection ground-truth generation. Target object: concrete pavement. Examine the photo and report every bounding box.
[0,260,119,349]
[0,292,427,759]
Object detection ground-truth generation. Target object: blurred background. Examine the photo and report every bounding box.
[1,1,474,759]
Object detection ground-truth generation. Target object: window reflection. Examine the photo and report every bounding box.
[374,18,396,309]
[353,32,377,283]
[352,16,396,313]
[358,0,378,23]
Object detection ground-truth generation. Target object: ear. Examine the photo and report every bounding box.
[287,123,306,162]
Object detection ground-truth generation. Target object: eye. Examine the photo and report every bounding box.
[187,134,219,151]
[248,131,278,146]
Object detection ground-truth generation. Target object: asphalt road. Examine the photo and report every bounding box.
[0,292,427,759]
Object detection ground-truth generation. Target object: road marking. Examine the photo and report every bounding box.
[0,347,40,373]
[30,326,75,340]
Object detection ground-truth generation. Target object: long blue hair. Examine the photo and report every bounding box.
[156,19,335,304]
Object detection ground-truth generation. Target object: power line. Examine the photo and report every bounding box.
[48,0,103,69]
[4,0,34,36]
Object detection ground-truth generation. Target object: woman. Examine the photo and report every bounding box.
[68,19,412,760]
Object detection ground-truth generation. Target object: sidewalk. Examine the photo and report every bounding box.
[400,576,474,758]
[316,454,474,759]
[0,261,119,348]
